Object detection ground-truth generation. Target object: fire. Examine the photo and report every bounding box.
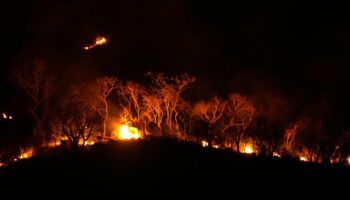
[83,36,108,50]
[273,152,281,158]
[114,124,141,140]
[243,145,254,154]
[346,156,350,165]
[0,162,4,167]
[2,112,13,120]
[95,36,107,45]
[78,140,96,146]
[18,148,33,160]
[201,140,209,147]
[300,156,307,162]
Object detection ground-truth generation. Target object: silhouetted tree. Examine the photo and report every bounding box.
[222,94,255,152]
[88,77,117,138]
[193,97,226,147]
[11,59,54,146]
[56,86,98,150]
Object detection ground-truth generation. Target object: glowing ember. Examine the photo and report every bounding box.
[243,145,254,154]
[213,144,220,149]
[114,124,141,140]
[273,152,281,157]
[8,116,13,120]
[300,156,307,162]
[83,36,108,50]
[0,162,4,167]
[347,156,350,165]
[201,140,209,147]
[2,113,7,119]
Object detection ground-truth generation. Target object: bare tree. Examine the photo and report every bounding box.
[11,59,54,146]
[146,72,195,132]
[222,94,255,152]
[193,97,226,147]
[117,81,149,134]
[88,77,117,138]
[142,94,164,134]
[57,86,98,150]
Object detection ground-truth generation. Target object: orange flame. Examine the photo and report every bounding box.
[273,152,281,158]
[83,36,108,50]
[18,148,33,160]
[113,124,141,140]
[300,156,307,162]
[243,145,254,154]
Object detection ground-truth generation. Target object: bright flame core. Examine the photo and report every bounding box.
[19,148,33,160]
[201,140,209,147]
[300,156,307,162]
[115,124,141,140]
[244,145,254,154]
[273,152,281,157]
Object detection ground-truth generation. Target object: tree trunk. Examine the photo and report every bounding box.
[207,125,212,147]
[103,100,108,138]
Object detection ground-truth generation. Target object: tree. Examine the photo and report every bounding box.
[117,81,149,134]
[250,115,284,156]
[142,93,164,135]
[56,86,98,150]
[193,97,226,147]
[88,77,117,138]
[222,94,255,152]
[11,59,54,146]
[146,72,195,133]
[176,99,195,141]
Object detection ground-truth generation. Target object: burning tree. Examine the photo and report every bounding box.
[11,59,54,146]
[193,97,226,147]
[221,94,255,152]
[117,81,149,134]
[142,93,164,135]
[88,77,117,138]
[146,72,195,134]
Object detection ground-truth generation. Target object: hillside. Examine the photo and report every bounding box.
[1,139,350,198]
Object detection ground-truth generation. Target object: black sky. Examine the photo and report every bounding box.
[1,0,350,124]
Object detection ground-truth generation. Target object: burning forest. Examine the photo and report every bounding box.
[1,0,350,197]
[1,61,350,167]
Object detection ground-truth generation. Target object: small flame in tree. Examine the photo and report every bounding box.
[83,36,108,50]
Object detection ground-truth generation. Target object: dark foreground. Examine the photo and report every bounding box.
[1,139,350,198]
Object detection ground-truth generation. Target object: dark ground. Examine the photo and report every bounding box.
[1,139,349,198]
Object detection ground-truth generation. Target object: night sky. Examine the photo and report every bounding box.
[1,0,350,129]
